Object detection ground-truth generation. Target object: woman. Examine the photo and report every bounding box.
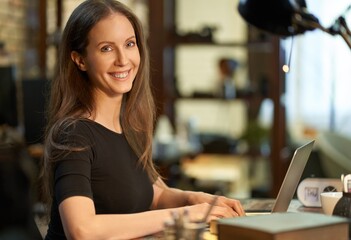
[40,0,245,239]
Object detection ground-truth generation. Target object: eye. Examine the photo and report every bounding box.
[101,45,113,52]
[126,41,136,48]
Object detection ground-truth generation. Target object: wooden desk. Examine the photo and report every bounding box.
[138,200,322,239]
[288,199,323,214]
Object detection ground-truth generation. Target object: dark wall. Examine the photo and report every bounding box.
[22,79,49,145]
[0,66,17,127]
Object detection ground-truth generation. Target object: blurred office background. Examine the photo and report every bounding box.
[0,0,351,236]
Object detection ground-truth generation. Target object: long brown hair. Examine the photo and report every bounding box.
[40,0,158,212]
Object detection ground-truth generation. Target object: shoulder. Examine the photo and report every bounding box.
[57,118,95,134]
[53,118,96,146]
[71,119,98,142]
[72,119,96,134]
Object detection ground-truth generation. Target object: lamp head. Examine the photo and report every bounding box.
[238,0,318,36]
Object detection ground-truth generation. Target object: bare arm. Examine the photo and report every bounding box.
[152,178,245,217]
[59,181,244,239]
[59,178,244,239]
[59,196,175,240]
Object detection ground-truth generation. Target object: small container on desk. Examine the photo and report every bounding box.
[332,174,351,238]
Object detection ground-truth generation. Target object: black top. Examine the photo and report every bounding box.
[45,120,154,239]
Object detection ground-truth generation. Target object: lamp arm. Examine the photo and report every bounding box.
[337,17,351,49]
[292,6,351,50]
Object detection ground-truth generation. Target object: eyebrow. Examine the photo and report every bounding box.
[126,35,136,41]
[96,35,136,47]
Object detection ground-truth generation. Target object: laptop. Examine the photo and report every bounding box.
[242,140,315,215]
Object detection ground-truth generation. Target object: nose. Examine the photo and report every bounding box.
[114,48,128,66]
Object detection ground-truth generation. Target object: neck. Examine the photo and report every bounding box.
[91,94,123,133]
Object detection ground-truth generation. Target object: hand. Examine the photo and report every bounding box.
[186,191,245,217]
[186,202,238,222]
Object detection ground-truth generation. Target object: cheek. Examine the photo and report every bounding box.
[85,56,106,74]
[134,53,141,68]
[84,62,105,85]
[133,48,141,67]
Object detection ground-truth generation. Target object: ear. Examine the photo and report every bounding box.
[71,51,87,71]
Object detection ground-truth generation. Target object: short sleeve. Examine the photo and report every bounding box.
[54,157,93,204]
[53,121,95,205]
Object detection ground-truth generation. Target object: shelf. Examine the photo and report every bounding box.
[176,89,254,100]
[167,33,273,51]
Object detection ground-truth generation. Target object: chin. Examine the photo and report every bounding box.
[120,85,133,94]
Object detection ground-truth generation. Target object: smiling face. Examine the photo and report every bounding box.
[71,12,140,100]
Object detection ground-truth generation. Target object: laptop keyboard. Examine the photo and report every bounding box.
[241,198,275,212]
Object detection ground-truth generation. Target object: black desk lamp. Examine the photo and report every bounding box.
[238,0,351,49]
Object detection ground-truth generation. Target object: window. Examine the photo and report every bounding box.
[283,0,351,141]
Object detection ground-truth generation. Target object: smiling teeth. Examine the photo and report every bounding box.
[113,72,128,78]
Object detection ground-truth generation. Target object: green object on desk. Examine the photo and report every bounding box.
[217,212,348,240]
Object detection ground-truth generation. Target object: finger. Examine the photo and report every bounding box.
[223,199,245,216]
[212,205,236,219]
[215,197,245,217]
[233,201,246,216]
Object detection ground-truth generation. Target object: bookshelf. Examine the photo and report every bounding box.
[148,0,287,197]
